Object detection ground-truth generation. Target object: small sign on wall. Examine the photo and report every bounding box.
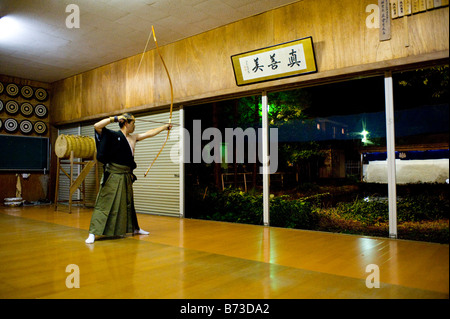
[394,0,448,19]
[379,0,391,41]
[231,36,317,86]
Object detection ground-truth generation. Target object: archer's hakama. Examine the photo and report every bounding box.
[88,128,139,236]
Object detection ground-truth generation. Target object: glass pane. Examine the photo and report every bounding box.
[392,65,449,243]
[184,97,264,224]
[268,76,391,237]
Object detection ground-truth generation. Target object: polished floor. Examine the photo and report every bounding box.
[0,205,448,299]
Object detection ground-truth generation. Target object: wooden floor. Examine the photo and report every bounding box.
[0,205,448,299]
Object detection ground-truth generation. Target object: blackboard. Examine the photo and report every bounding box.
[0,135,49,172]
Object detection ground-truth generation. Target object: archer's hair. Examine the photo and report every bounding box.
[119,113,135,128]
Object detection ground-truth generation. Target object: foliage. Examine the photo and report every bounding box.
[396,65,449,100]
[397,220,449,243]
[328,199,389,226]
[313,194,449,243]
[269,195,319,229]
[397,194,449,221]
[323,194,449,225]
[266,89,312,124]
[188,186,449,244]
[228,89,312,128]
[280,142,326,164]
[194,188,320,229]
[201,188,263,224]
[277,142,327,182]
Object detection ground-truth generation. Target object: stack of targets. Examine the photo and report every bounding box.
[0,80,48,136]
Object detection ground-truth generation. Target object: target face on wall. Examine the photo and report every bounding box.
[34,104,48,118]
[4,118,18,133]
[34,121,47,135]
[20,85,34,99]
[19,119,33,134]
[20,102,34,117]
[6,83,20,97]
[0,100,3,113]
[0,118,2,131]
[5,100,19,115]
[0,82,4,95]
[34,88,48,101]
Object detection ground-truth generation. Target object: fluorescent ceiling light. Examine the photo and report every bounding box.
[0,16,22,40]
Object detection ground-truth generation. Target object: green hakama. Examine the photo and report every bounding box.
[88,162,139,236]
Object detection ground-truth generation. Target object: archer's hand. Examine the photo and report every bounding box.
[110,115,127,123]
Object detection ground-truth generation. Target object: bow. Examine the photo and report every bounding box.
[144,25,173,177]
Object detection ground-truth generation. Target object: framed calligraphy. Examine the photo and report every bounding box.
[231,36,317,86]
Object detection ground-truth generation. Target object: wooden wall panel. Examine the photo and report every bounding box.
[126,53,155,108]
[52,75,82,122]
[407,9,449,54]
[50,0,449,125]
[0,173,48,202]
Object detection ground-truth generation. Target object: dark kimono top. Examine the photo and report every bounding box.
[95,127,136,170]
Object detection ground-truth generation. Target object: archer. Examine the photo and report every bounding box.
[85,113,171,244]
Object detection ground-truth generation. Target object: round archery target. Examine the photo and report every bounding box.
[5,100,19,115]
[0,100,3,113]
[34,121,47,135]
[0,82,4,94]
[20,102,34,117]
[20,119,33,134]
[4,118,18,133]
[34,88,48,101]
[0,118,2,131]
[6,83,19,97]
[20,85,34,99]
[34,104,48,118]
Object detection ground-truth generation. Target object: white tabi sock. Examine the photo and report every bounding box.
[134,229,149,235]
[85,233,95,244]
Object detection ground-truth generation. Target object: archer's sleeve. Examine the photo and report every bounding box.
[95,127,114,164]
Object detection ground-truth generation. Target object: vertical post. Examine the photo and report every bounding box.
[252,96,259,189]
[54,157,60,211]
[69,150,74,214]
[179,106,185,218]
[261,91,270,226]
[384,71,397,239]
[81,170,86,207]
[212,102,221,189]
[55,129,60,211]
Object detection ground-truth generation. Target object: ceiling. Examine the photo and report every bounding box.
[0,0,298,83]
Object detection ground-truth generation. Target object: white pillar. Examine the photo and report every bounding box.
[384,71,397,239]
[261,91,270,226]
[179,106,185,218]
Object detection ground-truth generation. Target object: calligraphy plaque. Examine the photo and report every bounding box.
[231,36,317,86]
[379,0,391,41]
[405,0,412,14]
[419,0,427,11]
[398,0,406,16]
[412,0,420,12]
[392,0,399,18]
